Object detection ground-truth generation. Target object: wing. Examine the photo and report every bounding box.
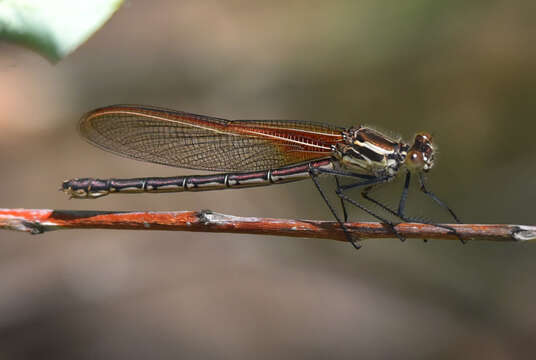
[78,104,343,172]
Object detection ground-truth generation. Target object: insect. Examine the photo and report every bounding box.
[62,104,461,248]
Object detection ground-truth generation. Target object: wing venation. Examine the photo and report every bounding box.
[79,105,342,171]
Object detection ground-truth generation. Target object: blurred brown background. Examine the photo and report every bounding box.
[1,0,536,359]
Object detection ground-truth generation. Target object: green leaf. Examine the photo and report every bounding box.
[0,0,123,62]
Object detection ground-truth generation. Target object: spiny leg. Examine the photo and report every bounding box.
[360,172,413,242]
[312,166,406,244]
[397,170,411,216]
[335,176,407,242]
[314,166,405,241]
[418,173,465,244]
[418,173,461,223]
[312,166,381,248]
[360,171,409,219]
[313,166,393,237]
[334,176,348,222]
[361,170,463,243]
[396,171,427,242]
[309,168,360,249]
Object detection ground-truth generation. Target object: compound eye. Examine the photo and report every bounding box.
[406,150,425,171]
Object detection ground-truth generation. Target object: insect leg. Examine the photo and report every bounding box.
[309,167,360,249]
[335,176,406,242]
[418,173,465,244]
[334,176,348,222]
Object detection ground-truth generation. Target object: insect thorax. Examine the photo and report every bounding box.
[334,126,408,177]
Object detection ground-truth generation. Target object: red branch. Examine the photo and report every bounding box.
[0,208,534,243]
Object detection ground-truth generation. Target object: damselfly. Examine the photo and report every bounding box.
[62,105,461,248]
